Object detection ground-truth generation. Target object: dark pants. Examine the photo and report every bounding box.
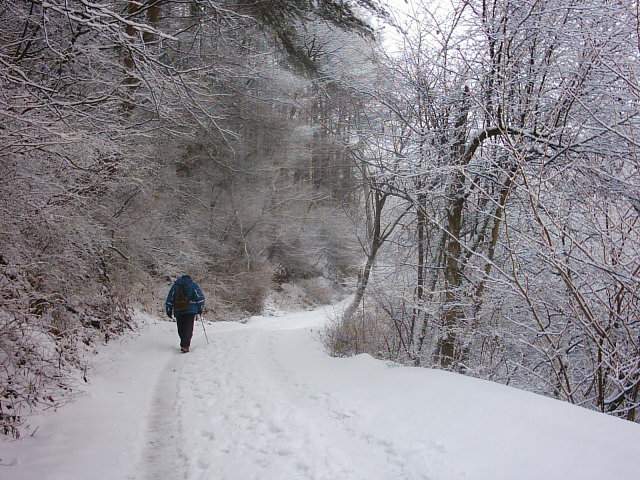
[176,314,195,348]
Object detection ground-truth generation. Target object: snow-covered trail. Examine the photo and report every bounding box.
[174,312,412,480]
[3,305,640,480]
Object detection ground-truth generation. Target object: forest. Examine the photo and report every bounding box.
[1,0,639,437]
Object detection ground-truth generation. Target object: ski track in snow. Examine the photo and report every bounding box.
[141,359,188,480]
[3,303,640,480]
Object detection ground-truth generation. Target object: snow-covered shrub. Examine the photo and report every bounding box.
[0,257,133,438]
[297,277,345,306]
[264,277,346,315]
[219,268,274,317]
[324,302,398,359]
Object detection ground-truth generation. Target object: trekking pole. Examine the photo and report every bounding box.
[199,314,210,344]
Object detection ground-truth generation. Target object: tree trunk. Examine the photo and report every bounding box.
[434,176,465,368]
[342,191,386,324]
[123,1,162,111]
[434,87,470,369]
[342,241,380,324]
[409,193,427,347]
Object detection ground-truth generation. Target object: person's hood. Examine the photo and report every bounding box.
[176,275,193,286]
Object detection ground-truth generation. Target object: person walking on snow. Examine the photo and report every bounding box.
[165,275,205,353]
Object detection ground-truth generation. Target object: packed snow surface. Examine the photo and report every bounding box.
[2,304,639,479]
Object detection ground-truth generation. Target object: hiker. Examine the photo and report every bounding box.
[165,275,205,353]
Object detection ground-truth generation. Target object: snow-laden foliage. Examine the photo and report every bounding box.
[1,1,379,436]
[334,0,640,422]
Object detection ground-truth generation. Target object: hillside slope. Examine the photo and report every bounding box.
[2,305,639,480]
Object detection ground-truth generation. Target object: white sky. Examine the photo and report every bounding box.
[376,0,451,54]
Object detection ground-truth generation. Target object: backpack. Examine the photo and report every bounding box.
[174,283,193,311]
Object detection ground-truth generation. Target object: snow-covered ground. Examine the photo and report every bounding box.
[2,304,639,480]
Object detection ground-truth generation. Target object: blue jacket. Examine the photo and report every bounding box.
[165,275,205,318]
